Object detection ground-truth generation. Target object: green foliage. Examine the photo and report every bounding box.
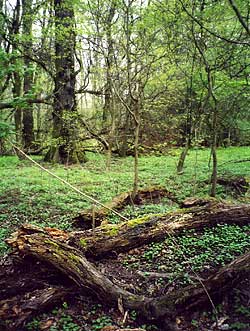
[26,318,40,331]
[26,302,80,331]
[51,314,80,331]
[0,122,14,139]
[0,228,10,254]
[91,315,113,330]
[0,147,249,255]
[229,322,250,330]
[124,224,250,285]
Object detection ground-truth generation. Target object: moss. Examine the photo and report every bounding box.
[106,227,119,236]
[127,214,164,227]
[79,238,88,248]
[68,252,81,263]
[45,239,60,248]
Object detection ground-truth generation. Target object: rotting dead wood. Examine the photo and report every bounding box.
[1,200,250,329]
[2,226,250,329]
[70,201,250,259]
[73,186,178,229]
[0,286,72,330]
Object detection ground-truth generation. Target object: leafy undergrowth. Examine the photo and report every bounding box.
[23,223,250,331]
[0,147,250,330]
[113,224,250,294]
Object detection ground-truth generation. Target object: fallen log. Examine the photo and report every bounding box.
[4,226,250,328]
[2,201,250,329]
[7,202,250,260]
[204,176,249,197]
[70,201,250,258]
[217,176,249,196]
[74,186,178,229]
[0,286,72,330]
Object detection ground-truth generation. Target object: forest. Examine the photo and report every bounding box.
[0,0,250,330]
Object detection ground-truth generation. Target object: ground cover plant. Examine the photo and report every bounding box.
[0,146,250,331]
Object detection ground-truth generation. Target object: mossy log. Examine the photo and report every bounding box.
[74,186,178,228]
[70,201,250,258]
[2,201,250,329]
[4,226,250,328]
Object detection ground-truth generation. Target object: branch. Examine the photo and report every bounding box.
[0,96,52,110]
[178,0,250,46]
[228,0,250,36]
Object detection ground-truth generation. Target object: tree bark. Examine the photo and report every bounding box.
[22,0,35,151]
[4,224,250,327]
[44,0,81,164]
[70,201,250,259]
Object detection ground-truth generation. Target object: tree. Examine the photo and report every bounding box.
[45,0,81,164]
[22,0,35,151]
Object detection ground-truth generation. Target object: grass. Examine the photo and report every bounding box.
[0,146,250,330]
[0,146,249,254]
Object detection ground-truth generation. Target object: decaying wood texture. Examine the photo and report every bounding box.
[216,176,249,196]
[74,186,178,228]
[4,225,250,325]
[0,254,75,330]
[2,201,250,329]
[70,202,250,258]
[0,286,71,330]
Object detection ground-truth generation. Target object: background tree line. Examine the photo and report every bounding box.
[0,0,249,194]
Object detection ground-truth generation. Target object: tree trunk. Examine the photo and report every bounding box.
[22,0,35,151]
[177,137,191,174]
[11,0,23,149]
[13,72,22,147]
[132,99,140,198]
[210,110,218,197]
[44,0,80,164]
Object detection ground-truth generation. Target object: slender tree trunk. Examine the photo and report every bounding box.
[13,73,22,146]
[22,0,35,151]
[210,109,218,197]
[0,0,4,47]
[177,137,191,174]
[132,99,140,198]
[11,0,23,149]
[177,50,196,174]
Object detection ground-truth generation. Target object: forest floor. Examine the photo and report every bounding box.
[0,146,250,331]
